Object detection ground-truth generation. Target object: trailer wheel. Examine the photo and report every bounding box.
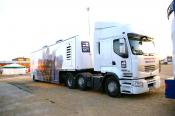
[77,74,87,90]
[66,73,76,89]
[33,75,37,81]
[105,77,121,97]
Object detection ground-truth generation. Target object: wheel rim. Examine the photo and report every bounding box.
[68,78,72,87]
[78,77,84,86]
[108,82,117,93]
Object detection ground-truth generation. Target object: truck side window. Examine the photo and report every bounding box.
[113,39,128,58]
[113,39,120,55]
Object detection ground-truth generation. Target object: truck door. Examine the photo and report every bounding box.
[112,38,131,76]
[100,39,112,67]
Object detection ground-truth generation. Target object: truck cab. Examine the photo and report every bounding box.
[93,22,160,94]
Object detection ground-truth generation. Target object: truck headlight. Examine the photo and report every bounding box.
[132,81,143,87]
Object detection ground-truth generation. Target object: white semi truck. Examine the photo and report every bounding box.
[31,22,160,97]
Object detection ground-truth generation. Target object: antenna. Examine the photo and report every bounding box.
[86,7,90,36]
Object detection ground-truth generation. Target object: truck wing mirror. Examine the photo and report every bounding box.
[119,38,128,58]
[119,38,126,54]
[167,1,174,19]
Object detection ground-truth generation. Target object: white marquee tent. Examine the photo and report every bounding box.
[1,64,26,75]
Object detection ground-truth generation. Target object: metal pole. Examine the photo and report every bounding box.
[167,1,175,79]
[172,0,175,79]
[86,7,90,37]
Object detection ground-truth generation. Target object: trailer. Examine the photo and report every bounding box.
[31,22,160,97]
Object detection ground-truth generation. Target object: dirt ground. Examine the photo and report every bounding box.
[0,65,175,116]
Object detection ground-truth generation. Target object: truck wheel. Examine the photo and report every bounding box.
[66,73,76,89]
[33,75,37,81]
[105,77,121,97]
[77,74,87,90]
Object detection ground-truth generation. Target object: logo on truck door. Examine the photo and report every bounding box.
[121,61,127,68]
[81,41,90,52]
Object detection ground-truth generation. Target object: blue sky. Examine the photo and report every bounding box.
[0,0,173,60]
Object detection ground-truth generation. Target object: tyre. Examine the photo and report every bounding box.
[33,75,37,81]
[66,72,76,89]
[105,77,121,97]
[77,74,87,90]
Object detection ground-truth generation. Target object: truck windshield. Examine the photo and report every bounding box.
[128,33,155,55]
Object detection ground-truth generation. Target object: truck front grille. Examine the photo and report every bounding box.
[144,65,156,72]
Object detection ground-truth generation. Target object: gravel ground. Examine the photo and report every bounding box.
[0,65,175,116]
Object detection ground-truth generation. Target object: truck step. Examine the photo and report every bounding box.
[92,76,103,78]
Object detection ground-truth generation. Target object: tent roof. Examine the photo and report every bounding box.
[1,64,25,68]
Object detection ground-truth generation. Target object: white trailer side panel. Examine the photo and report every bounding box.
[54,36,92,70]
[75,37,93,70]
[55,37,76,70]
[31,35,93,83]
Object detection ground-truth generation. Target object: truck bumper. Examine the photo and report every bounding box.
[120,76,160,94]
